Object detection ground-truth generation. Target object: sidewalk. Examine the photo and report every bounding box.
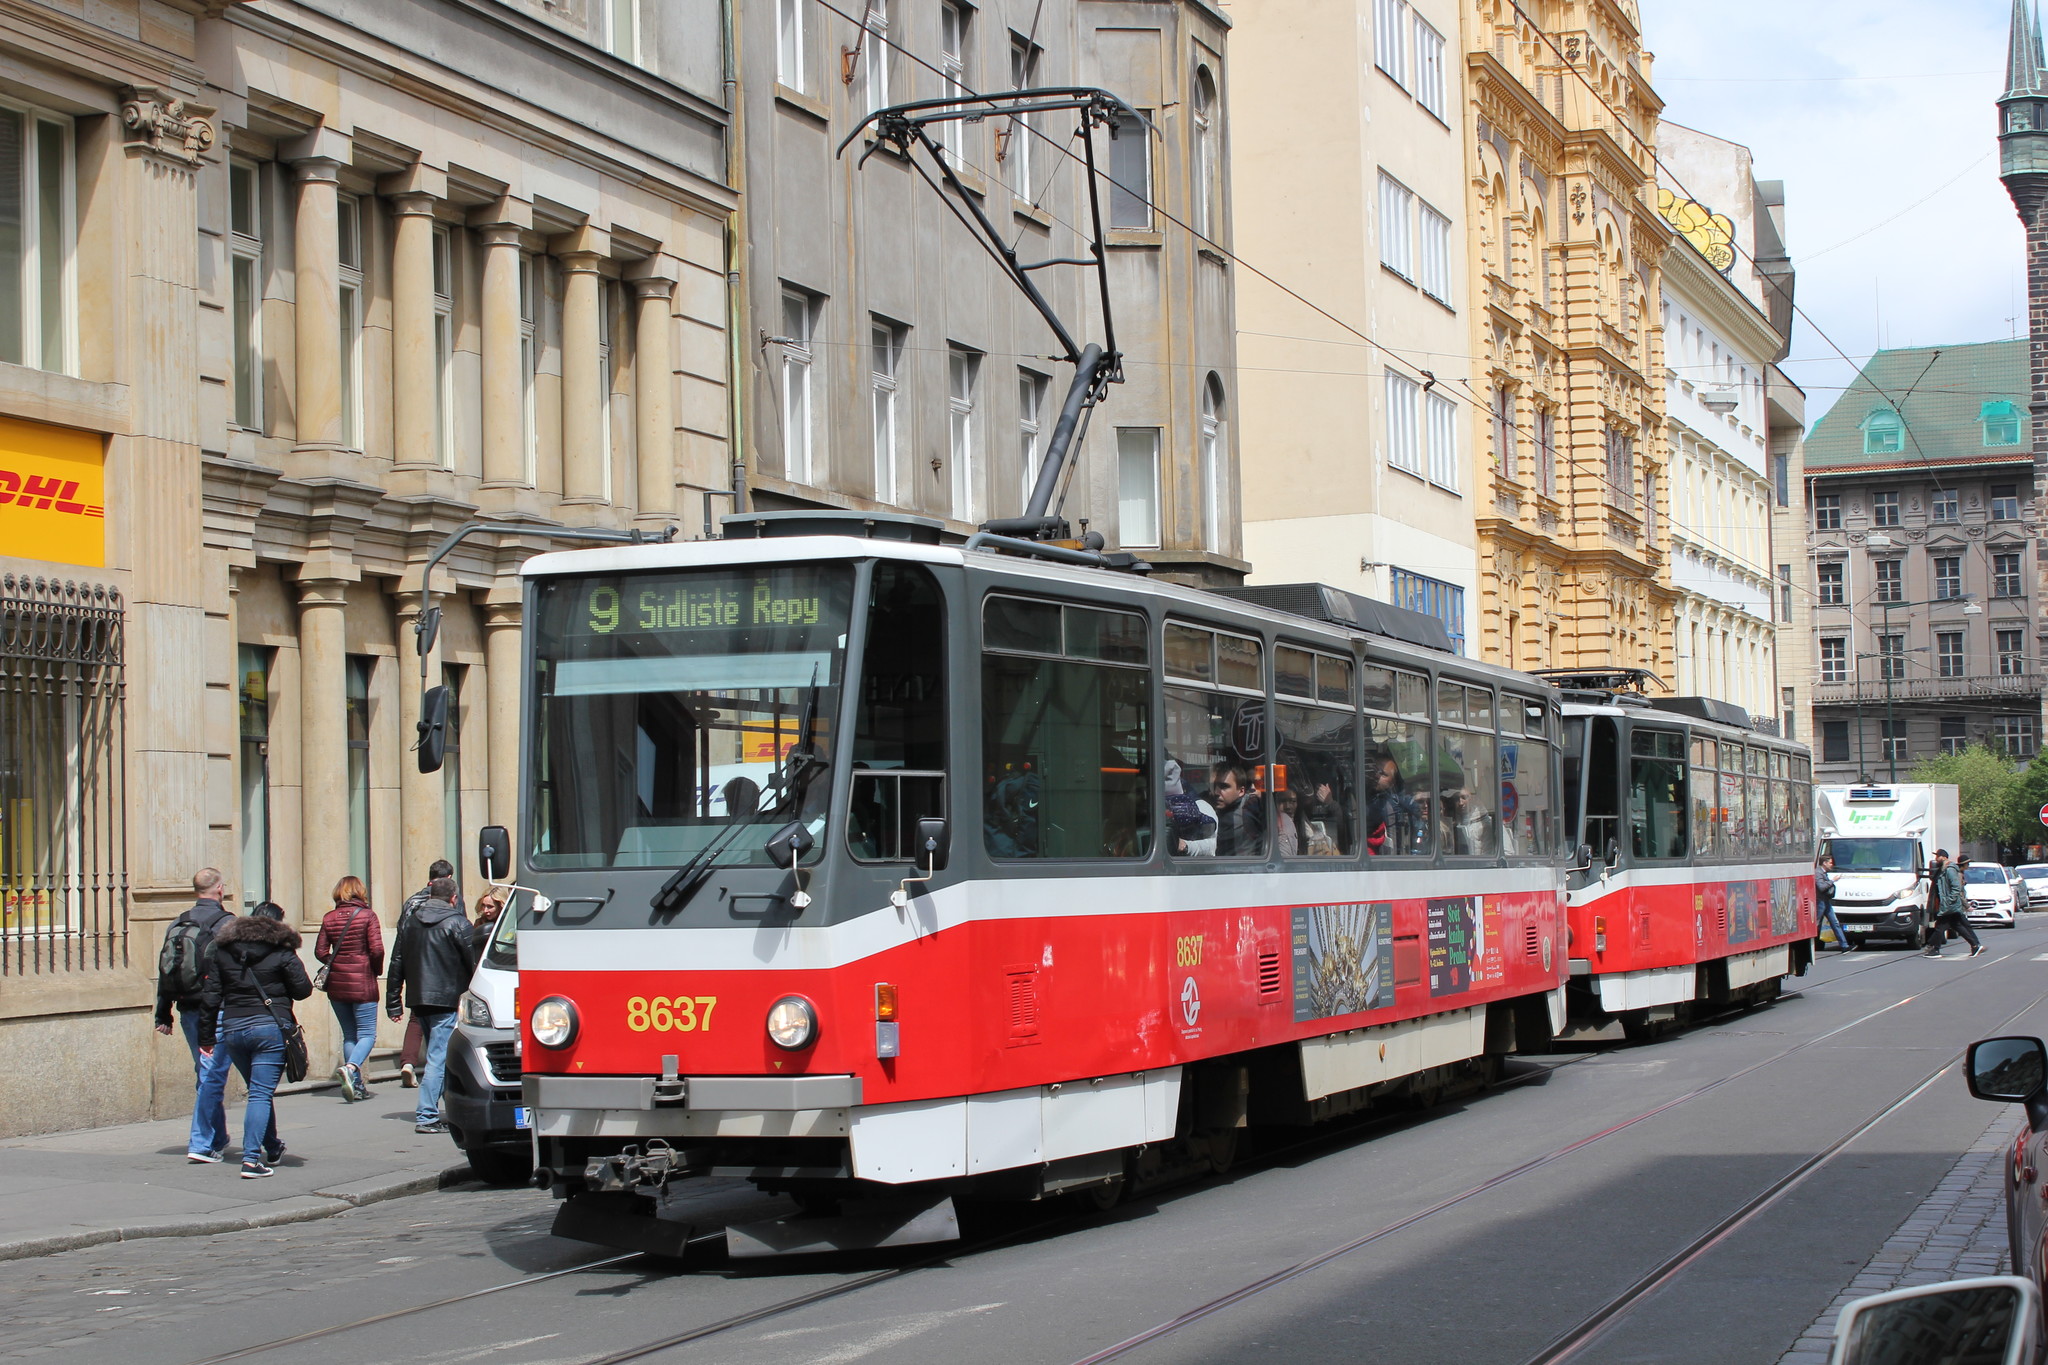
[0,1064,475,1263]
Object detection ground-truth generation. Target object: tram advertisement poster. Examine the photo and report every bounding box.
[1770,878,1801,936]
[1292,902,1393,1022]
[1727,881,1761,946]
[1426,896,1497,996]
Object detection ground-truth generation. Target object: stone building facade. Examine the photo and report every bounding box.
[0,0,736,1136]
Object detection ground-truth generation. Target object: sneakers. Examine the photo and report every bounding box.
[336,1065,357,1102]
[414,1120,448,1135]
[263,1140,287,1165]
[400,1063,418,1089]
[239,1159,273,1179]
[341,1063,368,1102]
[1971,945,1987,957]
[187,1148,226,1165]
[1921,948,1943,957]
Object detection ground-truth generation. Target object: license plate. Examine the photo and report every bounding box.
[514,1106,531,1130]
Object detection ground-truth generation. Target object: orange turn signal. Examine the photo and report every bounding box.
[875,983,899,1021]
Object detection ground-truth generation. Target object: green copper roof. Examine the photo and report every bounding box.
[1804,340,2032,474]
[2008,0,2047,100]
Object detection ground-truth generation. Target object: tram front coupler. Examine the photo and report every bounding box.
[582,1140,699,1195]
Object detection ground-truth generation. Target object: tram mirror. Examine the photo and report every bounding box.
[1603,838,1619,868]
[765,821,815,870]
[417,685,451,774]
[917,817,951,872]
[1576,843,1593,870]
[1968,1037,2047,1103]
[1835,1277,2036,1365]
[478,825,511,883]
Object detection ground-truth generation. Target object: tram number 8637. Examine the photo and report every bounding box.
[625,996,719,1033]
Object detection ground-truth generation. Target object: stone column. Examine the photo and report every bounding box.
[292,159,345,453]
[390,194,438,469]
[484,596,524,843]
[559,251,607,503]
[479,224,526,486]
[295,569,357,926]
[392,588,445,894]
[631,276,676,521]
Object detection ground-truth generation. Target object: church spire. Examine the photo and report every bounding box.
[2006,0,2045,100]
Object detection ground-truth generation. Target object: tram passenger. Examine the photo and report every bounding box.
[1366,755,1419,856]
[1163,759,1218,856]
[1210,760,1267,857]
[1301,779,1349,856]
[985,764,1041,858]
[1275,788,1302,857]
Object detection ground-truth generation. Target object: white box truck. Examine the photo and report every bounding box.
[1815,783,1961,949]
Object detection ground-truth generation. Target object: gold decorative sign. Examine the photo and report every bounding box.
[1656,188,1736,274]
[0,414,107,567]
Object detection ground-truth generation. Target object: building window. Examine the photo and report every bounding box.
[1778,564,1793,621]
[601,0,640,64]
[1378,173,1414,279]
[1389,568,1465,654]
[1200,375,1226,550]
[780,289,818,484]
[1418,202,1452,302]
[1605,430,1634,511]
[0,577,125,973]
[432,224,455,468]
[1937,631,1965,678]
[1773,453,1788,507]
[1781,686,1796,741]
[1413,13,1446,118]
[519,253,538,485]
[1006,35,1041,201]
[441,665,463,875]
[346,657,372,883]
[1375,0,1409,88]
[1814,493,1841,530]
[1491,387,1514,475]
[1933,555,1961,600]
[1940,715,1967,756]
[1385,369,1421,476]
[1932,487,1958,522]
[1426,391,1458,492]
[1107,107,1152,229]
[1192,67,1219,241]
[1881,719,1906,763]
[1996,715,2038,759]
[939,3,970,165]
[238,644,271,908]
[1535,408,1556,496]
[1018,368,1047,511]
[229,160,265,431]
[1862,408,1903,455]
[1818,561,1845,606]
[1993,483,2021,520]
[777,0,806,91]
[948,345,980,521]
[1983,400,2022,447]
[1821,719,1849,763]
[1870,490,1899,526]
[863,0,892,113]
[1877,633,1906,681]
[0,103,73,373]
[871,319,905,504]
[1117,427,1161,548]
[1874,559,1902,603]
[337,195,364,451]
[1995,551,2023,597]
[2000,628,2027,676]
[1820,636,1847,683]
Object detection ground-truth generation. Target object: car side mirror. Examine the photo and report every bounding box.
[1834,1276,2038,1365]
[916,817,950,872]
[1968,1036,2048,1107]
[478,825,511,883]
[417,685,450,774]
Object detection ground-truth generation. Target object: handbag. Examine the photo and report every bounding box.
[313,905,364,993]
[256,960,309,1084]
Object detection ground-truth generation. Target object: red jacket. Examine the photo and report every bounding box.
[314,900,385,1003]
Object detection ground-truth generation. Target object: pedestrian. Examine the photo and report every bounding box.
[1814,854,1851,952]
[314,875,384,1102]
[394,858,460,1086]
[197,901,312,1178]
[155,867,235,1164]
[470,890,505,954]
[1925,849,1985,958]
[386,874,480,1134]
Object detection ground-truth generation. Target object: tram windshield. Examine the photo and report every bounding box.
[526,564,853,870]
[1825,837,1919,874]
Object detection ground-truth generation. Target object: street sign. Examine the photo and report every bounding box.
[2039,801,2048,826]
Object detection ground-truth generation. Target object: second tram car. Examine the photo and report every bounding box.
[1545,672,1818,1040]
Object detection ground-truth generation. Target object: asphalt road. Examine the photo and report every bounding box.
[7,923,2045,1365]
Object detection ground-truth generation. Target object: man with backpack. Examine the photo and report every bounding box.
[153,868,236,1162]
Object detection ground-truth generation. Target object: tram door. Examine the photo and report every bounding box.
[1582,718,1622,865]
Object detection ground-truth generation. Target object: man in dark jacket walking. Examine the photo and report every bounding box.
[387,875,479,1133]
[153,868,235,1162]
[393,859,459,1087]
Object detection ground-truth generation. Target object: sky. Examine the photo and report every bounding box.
[1640,0,2021,426]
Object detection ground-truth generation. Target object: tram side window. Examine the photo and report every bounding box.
[1438,683,1497,857]
[1768,752,1792,854]
[1746,746,1769,860]
[849,563,946,862]
[1165,623,1268,859]
[983,596,1151,860]
[1275,648,1358,857]
[1629,728,1687,860]
[1500,696,1554,857]
[1583,718,1622,860]
[1718,746,1745,860]
[1689,736,1717,859]
[1560,716,1585,852]
[1363,666,1431,856]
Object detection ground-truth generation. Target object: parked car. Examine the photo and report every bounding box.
[443,896,530,1186]
[2010,869,2035,913]
[2015,863,2048,907]
[1964,864,2022,928]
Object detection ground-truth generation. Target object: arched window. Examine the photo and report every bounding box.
[1491,176,1509,281]
[1861,408,1903,455]
[1982,399,2022,447]
[1200,373,1226,549]
[1529,206,1551,307]
[1192,66,1218,239]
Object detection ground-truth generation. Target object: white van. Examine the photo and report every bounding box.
[442,902,530,1185]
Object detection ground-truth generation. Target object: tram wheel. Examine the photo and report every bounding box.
[1204,1128,1239,1176]
[1077,1176,1126,1212]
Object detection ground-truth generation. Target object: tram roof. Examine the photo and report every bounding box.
[521,531,1548,694]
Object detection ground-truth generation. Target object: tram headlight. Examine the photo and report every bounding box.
[531,996,579,1049]
[766,995,818,1050]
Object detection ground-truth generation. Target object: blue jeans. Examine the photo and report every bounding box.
[206,1016,285,1161]
[1817,899,1850,946]
[331,999,378,1070]
[181,1008,230,1156]
[415,1008,458,1124]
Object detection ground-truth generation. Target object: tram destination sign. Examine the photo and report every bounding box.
[554,565,848,653]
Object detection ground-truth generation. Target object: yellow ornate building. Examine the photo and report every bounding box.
[1462,0,1675,677]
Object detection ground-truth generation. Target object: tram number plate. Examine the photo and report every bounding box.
[626,995,719,1033]
[1175,934,1205,967]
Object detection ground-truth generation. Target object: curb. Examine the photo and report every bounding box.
[0,1162,472,1264]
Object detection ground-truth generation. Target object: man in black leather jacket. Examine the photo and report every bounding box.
[386,876,480,1133]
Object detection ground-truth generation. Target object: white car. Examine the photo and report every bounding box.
[1964,864,2021,927]
[2014,864,2048,907]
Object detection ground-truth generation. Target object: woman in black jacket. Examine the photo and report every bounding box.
[197,904,312,1177]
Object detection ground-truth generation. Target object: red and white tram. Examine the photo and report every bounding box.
[494,515,1578,1253]
[1545,672,1818,1041]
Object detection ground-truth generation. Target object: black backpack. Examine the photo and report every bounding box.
[157,915,217,1000]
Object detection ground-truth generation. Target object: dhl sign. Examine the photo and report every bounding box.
[0,414,105,568]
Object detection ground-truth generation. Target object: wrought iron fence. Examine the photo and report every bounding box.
[0,574,126,975]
